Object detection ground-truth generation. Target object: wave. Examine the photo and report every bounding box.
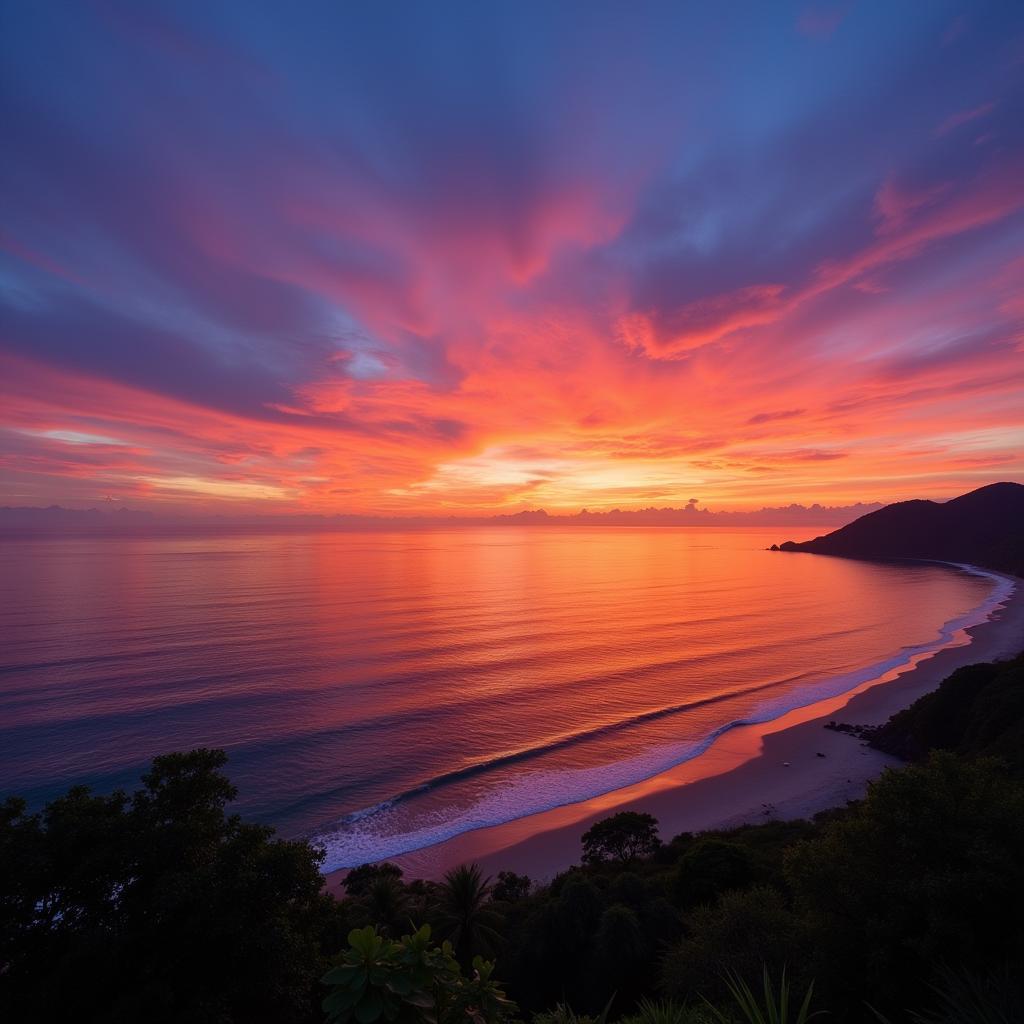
[309,564,1015,871]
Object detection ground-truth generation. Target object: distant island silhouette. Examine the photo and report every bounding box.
[0,499,884,537]
[774,481,1024,576]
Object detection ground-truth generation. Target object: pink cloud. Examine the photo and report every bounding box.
[796,3,851,39]
[873,177,950,234]
[934,102,996,138]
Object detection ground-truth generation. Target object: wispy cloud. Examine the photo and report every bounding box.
[1,2,1023,513]
[934,101,996,137]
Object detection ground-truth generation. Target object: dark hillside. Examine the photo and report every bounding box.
[777,481,1024,575]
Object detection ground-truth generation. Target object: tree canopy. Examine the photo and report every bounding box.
[0,749,342,1023]
[581,812,660,865]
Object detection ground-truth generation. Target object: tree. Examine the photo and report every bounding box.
[435,863,504,968]
[0,749,343,1023]
[595,903,648,999]
[660,886,809,1004]
[342,861,404,897]
[507,873,605,1011]
[492,871,531,903]
[785,752,1024,1015]
[581,812,660,865]
[673,838,754,908]
[349,874,411,937]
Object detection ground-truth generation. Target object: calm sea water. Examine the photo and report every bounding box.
[0,527,1007,869]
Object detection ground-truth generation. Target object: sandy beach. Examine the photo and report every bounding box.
[326,567,1024,893]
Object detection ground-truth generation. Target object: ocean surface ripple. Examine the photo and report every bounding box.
[0,529,1008,871]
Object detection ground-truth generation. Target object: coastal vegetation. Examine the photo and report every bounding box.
[3,655,1023,1023]
[0,749,342,1022]
[868,652,1024,773]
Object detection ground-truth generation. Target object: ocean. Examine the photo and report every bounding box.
[0,527,1007,871]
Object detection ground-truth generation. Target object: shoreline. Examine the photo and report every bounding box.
[325,566,1024,893]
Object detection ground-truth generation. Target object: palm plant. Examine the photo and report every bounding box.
[620,996,711,1024]
[533,994,616,1024]
[703,967,824,1024]
[532,1004,597,1024]
[354,874,410,936]
[915,964,1023,1024]
[869,964,1024,1024]
[435,862,503,967]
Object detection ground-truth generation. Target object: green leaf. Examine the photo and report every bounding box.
[404,991,435,1009]
[595,993,616,1024]
[355,990,385,1024]
[349,926,383,959]
[325,988,361,1013]
[323,990,347,1013]
[323,964,362,985]
[385,973,413,996]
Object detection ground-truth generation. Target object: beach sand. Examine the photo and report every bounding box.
[325,568,1024,894]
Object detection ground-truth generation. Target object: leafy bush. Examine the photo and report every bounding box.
[870,654,1024,775]
[661,888,809,1003]
[785,752,1024,1014]
[673,839,754,909]
[322,925,517,1024]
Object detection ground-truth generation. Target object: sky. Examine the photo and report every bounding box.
[1,1,1023,515]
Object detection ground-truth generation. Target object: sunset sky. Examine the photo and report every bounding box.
[2,1,1023,515]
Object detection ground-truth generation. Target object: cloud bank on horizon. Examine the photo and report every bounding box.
[1,0,1023,513]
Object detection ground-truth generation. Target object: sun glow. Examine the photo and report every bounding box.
[1,4,1023,514]
[140,476,293,502]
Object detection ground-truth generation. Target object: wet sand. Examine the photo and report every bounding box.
[325,568,1023,893]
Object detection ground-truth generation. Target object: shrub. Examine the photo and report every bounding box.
[673,839,754,909]
[619,996,711,1024]
[322,925,517,1024]
[661,887,809,1003]
[785,752,1024,1013]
